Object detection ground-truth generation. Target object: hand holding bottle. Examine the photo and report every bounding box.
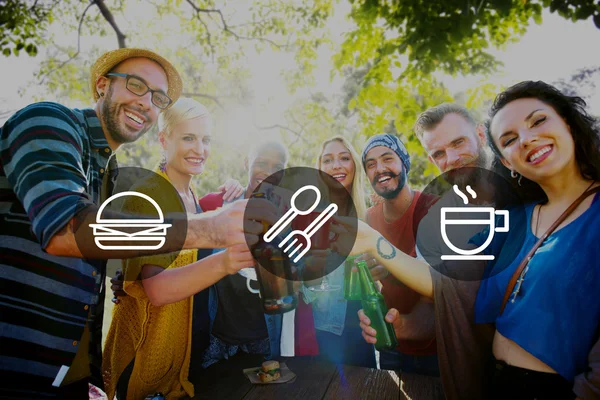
[356,260,398,350]
[221,243,254,275]
[358,308,401,345]
[354,253,389,281]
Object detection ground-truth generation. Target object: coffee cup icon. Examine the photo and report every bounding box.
[440,207,509,260]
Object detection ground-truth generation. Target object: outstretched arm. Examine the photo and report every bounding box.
[332,217,433,298]
[368,234,433,298]
[1,104,275,259]
[140,243,253,306]
[45,199,276,259]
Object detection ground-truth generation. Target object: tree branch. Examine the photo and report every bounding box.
[185,0,229,27]
[196,14,216,63]
[94,0,127,48]
[229,32,286,49]
[288,113,310,136]
[186,0,287,50]
[39,1,95,84]
[229,17,271,29]
[181,92,225,110]
[476,0,486,15]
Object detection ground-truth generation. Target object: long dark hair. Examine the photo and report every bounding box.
[485,81,600,202]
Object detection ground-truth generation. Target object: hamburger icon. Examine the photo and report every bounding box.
[90,191,172,250]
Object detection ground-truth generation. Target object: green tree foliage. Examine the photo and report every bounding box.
[0,0,52,56]
[341,0,599,77]
[331,0,598,186]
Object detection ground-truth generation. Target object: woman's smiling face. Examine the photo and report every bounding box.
[319,140,356,192]
[490,98,577,184]
[162,116,211,176]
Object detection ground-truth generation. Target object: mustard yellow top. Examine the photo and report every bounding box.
[102,169,198,400]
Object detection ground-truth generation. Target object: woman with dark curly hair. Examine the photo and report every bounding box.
[348,81,600,400]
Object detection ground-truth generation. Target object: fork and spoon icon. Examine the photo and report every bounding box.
[263,185,338,263]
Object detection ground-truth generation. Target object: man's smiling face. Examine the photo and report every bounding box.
[364,146,406,199]
[421,113,489,173]
[98,57,169,146]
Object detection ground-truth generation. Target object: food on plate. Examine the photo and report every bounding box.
[257,360,281,382]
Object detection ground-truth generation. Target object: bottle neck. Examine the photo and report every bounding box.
[357,262,377,296]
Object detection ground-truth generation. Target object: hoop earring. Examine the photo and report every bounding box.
[510,170,523,186]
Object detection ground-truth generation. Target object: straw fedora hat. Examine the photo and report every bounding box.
[90,48,182,107]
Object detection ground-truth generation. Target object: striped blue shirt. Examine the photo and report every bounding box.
[0,102,115,397]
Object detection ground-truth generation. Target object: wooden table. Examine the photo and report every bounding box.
[191,354,444,400]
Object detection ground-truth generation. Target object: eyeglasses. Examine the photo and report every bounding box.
[106,73,172,109]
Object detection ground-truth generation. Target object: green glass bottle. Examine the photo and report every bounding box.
[343,255,362,300]
[357,260,398,350]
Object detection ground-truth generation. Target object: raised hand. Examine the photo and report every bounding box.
[218,178,245,202]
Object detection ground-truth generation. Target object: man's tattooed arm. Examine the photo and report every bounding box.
[371,235,434,297]
[376,236,396,260]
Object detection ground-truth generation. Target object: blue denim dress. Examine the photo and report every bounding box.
[303,252,376,368]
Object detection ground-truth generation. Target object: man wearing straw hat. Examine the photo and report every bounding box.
[0,48,274,398]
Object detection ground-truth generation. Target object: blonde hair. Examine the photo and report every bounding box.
[316,136,367,220]
[158,97,211,136]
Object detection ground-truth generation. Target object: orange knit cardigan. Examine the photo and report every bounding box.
[102,169,198,400]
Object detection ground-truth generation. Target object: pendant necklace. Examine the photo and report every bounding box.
[510,180,596,303]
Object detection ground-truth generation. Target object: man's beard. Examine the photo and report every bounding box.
[101,86,151,145]
[451,146,491,171]
[371,169,406,200]
[445,146,492,187]
[472,146,491,169]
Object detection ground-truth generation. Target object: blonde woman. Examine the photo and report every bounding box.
[316,136,367,220]
[102,98,251,400]
[298,136,376,367]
